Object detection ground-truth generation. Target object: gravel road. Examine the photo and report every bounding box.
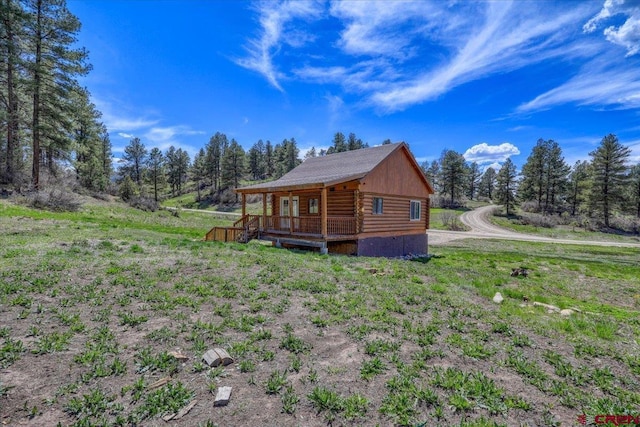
[429,205,640,248]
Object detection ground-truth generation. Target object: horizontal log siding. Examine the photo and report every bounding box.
[361,193,428,233]
[327,190,355,216]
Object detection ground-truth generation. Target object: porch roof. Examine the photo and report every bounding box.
[236,142,403,193]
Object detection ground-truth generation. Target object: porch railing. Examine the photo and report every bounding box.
[263,216,356,236]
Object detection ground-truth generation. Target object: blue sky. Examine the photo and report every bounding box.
[69,0,640,171]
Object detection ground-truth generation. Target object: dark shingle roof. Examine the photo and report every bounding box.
[237,142,404,192]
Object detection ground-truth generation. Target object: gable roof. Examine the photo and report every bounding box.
[237,142,433,193]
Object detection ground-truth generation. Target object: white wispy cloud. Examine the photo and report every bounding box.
[118,133,134,139]
[517,58,640,112]
[93,97,160,133]
[463,142,520,164]
[584,0,640,56]
[234,0,323,91]
[144,125,205,154]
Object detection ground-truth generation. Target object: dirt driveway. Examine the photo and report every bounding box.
[429,205,640,248]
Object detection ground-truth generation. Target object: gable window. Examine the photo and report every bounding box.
[309,198,319,214]
[373,197,383,215]
[410,200,421,220]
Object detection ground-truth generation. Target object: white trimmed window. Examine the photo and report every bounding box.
[309,198,319,214]
[410,200,421,220]
[373,197,383,214]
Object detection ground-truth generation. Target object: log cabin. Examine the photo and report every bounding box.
[204,142,434,256]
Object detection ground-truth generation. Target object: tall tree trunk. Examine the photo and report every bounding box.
[4,2,18,185]
[31,0,43,190]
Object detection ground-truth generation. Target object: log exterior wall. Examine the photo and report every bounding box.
[360,194,428,234]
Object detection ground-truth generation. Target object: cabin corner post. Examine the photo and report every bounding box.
[321,186,328,238]
[262,192,267,232]
[241,192,246,218]
[288,191,294,234]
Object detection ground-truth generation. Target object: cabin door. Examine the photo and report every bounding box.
[280,196,299,230]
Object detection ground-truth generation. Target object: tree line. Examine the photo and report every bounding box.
[116,131,372,205]
[424,134,640,228]
[0,0,112,192]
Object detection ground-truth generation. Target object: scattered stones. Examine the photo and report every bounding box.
[214,386,232,407]
[560,309,574,316]
[147,376,171,390]
[492,292,504,304]
[168,351,189,362]
[533,301,560,312]
[511,268,529,277]
[163,400,198,421]
[203,348,234,367]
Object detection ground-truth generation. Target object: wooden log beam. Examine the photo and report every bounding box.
[321,187,327,238]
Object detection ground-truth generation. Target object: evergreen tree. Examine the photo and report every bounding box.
[438,149,466,207]
[496,159,518,216]
[628,164,640,218]
[221,139,245,201]
[191,147,206,202]
[0,0,27,186]
[381,139,392,145]
[264,140,274,177]
[73,87,110,191]
[24,0,90,189]
[519,139,547,209]
[327,132,346,154]
[478,167,496,200]
[519,139,569,214]
[165,146,189,196]
[274,138,300,178]
[204,132,227,193]
[119,137,147,185]
[588,134,630,227]
[347,132,366,150]
[424,160,440,193]
[247,139,265,180]
[566,161,589,216]
[146,147,164,202]
[304,146,317,159]
[118,175,136,201]
[466,162,482,200]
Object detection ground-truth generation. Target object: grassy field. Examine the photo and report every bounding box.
[1,198,639,426]
[490,213,640,244]
[429,208,469,231]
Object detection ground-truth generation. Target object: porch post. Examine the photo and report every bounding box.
[241,192,246,217]
[262,193,267,232]
[288,191,293,234]
[321,187,328,238]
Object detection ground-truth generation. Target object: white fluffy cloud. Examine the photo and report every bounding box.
[584,0,640,56]
[463,142,520,164]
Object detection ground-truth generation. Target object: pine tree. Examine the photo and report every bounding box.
[264,140,274,178]
[347,132,366,150]
[205,132,227,193]
[247,139,265,180]
[191,148,206,202]
[424,160,440,193]
[519,139,547,210]
[0,0,27,186]
[165,146,189,197]
[566,161,589,216]
[478,167,496,200]
[327,132,346,154]
[304,147,317,159]
[221,139,245,201]
[24,0,90,189]
[496,159,518,216]
[119,137,147,185]
[73,87,111,191]
[146,147,164,202]
[629,164,640,218]
[466,162,481,200]
[588,134,631,227]
[541,140,569,215]
[438,149,466,207]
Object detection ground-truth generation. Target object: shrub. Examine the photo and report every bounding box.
[519,213,557,228]
[27,189,82,212]
[128,196,159,212]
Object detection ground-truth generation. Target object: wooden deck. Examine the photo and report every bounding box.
[204,215,357,244]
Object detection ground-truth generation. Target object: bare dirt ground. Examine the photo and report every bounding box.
[429,205,640,248]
